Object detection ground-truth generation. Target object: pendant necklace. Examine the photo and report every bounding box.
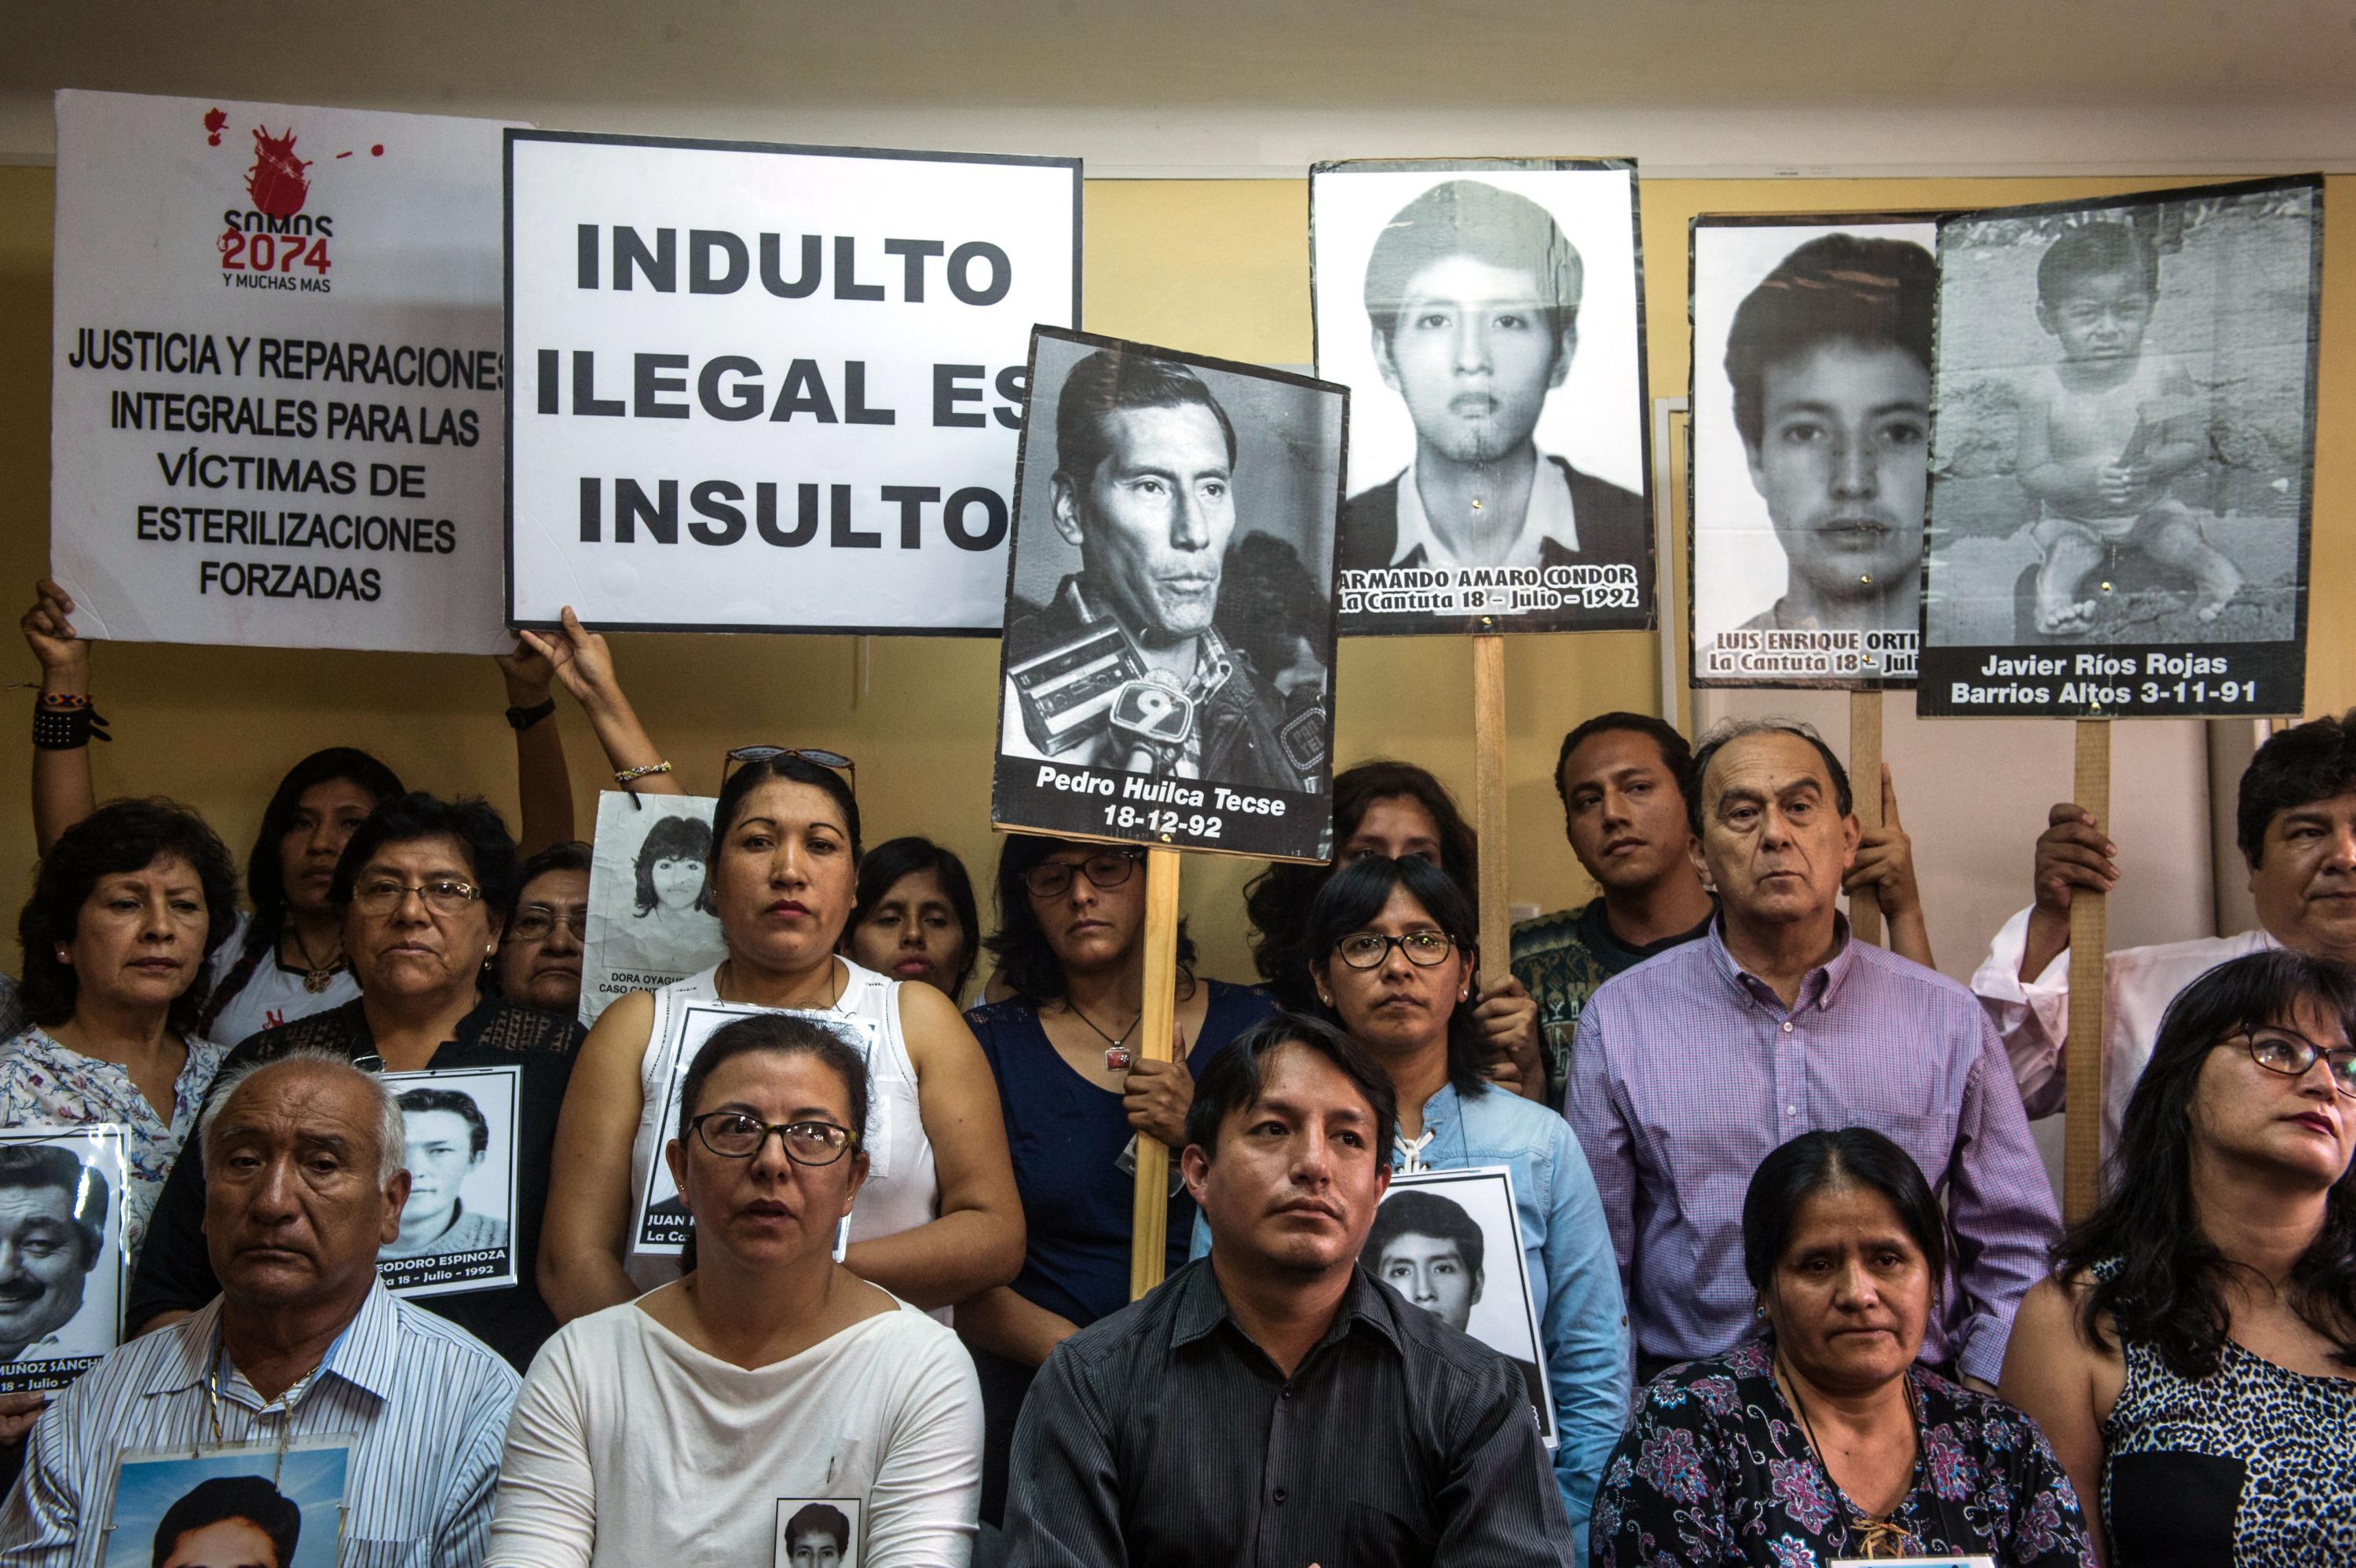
[1065,999,1143,1073]
[287,924,342,995]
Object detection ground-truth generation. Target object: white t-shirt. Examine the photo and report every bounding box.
[201,909,361,1048]
[485,1293,981,1568]
[625,961,940,1296]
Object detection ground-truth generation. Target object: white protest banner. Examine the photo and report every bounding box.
[507,132,1081,634]
[50,90,512,653]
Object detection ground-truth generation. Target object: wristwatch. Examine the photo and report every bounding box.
[504,697,558,731]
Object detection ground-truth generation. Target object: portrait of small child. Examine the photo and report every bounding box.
[2014,221,2243,634]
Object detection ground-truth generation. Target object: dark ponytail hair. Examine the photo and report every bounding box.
[1743,1128,1951,1299]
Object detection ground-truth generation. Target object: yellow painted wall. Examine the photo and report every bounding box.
[0,169,2345,985]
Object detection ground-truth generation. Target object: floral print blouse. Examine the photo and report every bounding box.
[1593,1341,2092,1567]
[0,1025,228,1252]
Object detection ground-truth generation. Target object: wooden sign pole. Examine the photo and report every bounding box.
[1472,634,1512,988]
[2062,719,2112,1222]
[1127,845,1185,1300]
[1848,689,1885,947]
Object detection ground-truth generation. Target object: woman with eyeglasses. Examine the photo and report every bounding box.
[495,841,592,1017]
[956,834,1275,1526]
[488,1012,983,1568]
[1273,853,1628,1546]
[126,792,585,1371]
[540,750,1023,1329]
[1999,948,2356,1566]
[1239,759,1544,1097]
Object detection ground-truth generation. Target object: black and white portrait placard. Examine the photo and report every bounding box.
[636,1002,880,1255]
[376,1065,519,1299]
[776,1497,862,1568]
[580,791,727,1026]
[1689,215,1937,689]
[0,1124,127,1394]
[990,328,1344,864]
[104,1439,351,1568]
[1361,1165,1555,1447]
[1921,177,2320,718]
[1312,159,1652,637]
[507,130,1081,635]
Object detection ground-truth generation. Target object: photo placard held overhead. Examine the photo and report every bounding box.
[506,131,1081,634]
[1688,215,1938,688]
[990,328,1346,863]
[580,791,726,1026]
[1920,177,2321,718]
[49,90,513,654]
[1311,159,1652,637]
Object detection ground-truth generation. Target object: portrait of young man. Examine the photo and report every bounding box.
[1689,217,1937,686]
[1312,161,1652,636]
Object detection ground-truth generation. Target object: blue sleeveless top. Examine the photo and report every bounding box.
[968,980,1275,1328]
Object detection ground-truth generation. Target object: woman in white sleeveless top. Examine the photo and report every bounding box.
[539,750,1023,1322]
[489,1011,983,1566]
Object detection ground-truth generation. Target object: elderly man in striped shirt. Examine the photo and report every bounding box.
[0,1049,518,1566]
[1564,719,2058,1392]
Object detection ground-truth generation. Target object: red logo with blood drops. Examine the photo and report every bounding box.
[244,126,312,218]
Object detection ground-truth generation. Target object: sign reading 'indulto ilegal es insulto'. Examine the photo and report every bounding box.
[505,131,1081,635]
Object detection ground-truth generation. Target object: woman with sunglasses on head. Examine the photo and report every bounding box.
[126,792,585,1371]
[488,1012,982,1568]
[957,834,1275,1525]
[841,838,982,1003]
[540,748,1023,1327]
[1254,853,1627,1548]
[2000,948,2356,1567]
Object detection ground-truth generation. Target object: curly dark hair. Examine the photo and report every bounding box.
[984,835,1194,1004]
[328,793,521,919]
[1302,854,1488,1100]
[846,836,981,998]
[18,799,241,1036]
[2054,948,2356,1378]
[2236,709,2356,868]
[1244,760,1478,1011]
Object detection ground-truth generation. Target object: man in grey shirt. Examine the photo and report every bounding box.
[1004,1012,1573,1568]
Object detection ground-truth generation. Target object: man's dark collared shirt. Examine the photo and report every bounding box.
[1004,1258,1575,1568]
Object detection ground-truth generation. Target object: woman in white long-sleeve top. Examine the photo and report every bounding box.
[487,1011,985,1568]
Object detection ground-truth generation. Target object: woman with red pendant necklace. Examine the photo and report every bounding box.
[956,833,1275,1528]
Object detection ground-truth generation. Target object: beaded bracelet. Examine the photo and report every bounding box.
[614,760,673,786]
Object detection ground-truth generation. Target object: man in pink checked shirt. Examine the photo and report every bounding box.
[1564,718,2058,1391]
